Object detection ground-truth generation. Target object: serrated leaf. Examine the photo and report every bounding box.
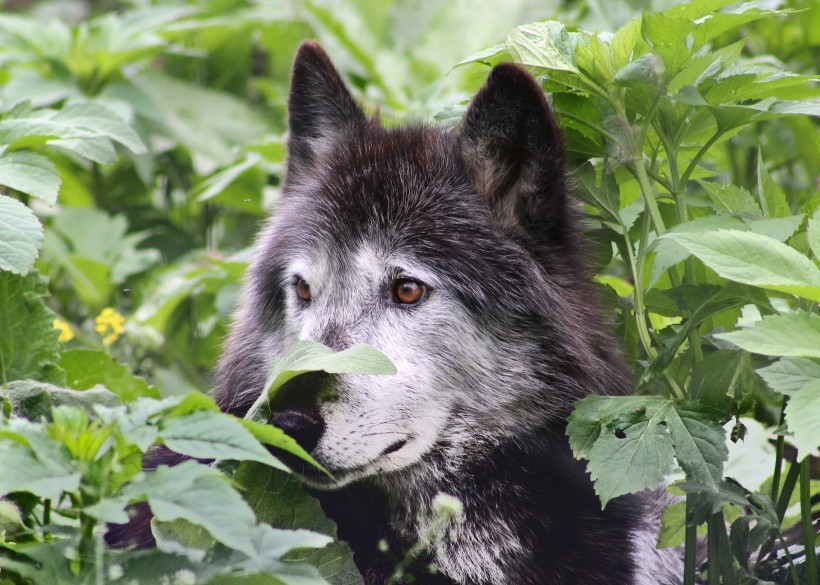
[0,151,60,204]
[717,312,820,358]
[659,230,820,302]
[756,357,820,394]
[0,194,43,275]
[239,418,320,469]
[0,271,65,384]
[159,410,287,471]
[664,403,726,486]
[587,405,676,506]
[697,181,760,215]
[745,215,804,242]
[782,380,820,461]
[649,217,745,286]
[60,349,159,402]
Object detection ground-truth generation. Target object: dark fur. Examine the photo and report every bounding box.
[112,42,674,584]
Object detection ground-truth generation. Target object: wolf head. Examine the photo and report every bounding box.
[217,42,629,491]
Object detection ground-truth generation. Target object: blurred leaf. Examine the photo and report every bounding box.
[60,349,159,402]
[0,151,61,204]
[0,271,64,385]
[0,380,120,420]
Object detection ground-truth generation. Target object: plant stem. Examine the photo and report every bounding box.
[707,513,720,584]
[800,457,817,585]
[775,461,801,522]
[684,494,698,585]
[770,397,788,504]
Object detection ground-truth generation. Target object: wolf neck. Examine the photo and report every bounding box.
[315,426,641,585]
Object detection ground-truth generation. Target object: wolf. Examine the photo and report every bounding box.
[207,42,684,585]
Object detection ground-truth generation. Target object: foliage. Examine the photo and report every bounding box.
[458,0,819,582]
[0,0,817,584]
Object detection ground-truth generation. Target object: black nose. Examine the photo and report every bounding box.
[270,410,324,453]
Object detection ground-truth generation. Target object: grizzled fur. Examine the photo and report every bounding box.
[112,42,683,584]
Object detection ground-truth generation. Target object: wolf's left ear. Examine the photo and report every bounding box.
[286,41,367,182]
[459,64,570,244]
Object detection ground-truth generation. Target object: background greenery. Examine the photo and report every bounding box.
[0,0,817,584]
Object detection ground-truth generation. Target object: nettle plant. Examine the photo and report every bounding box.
[461,1,818,583]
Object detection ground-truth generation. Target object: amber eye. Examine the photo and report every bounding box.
[295,278,312,302]
[393,279,426,304]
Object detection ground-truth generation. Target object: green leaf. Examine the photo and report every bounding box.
[659,230,820,302]
[123,460,257,553]
[236,462,363,585]
[60,349,159,402]
[0,380,120,420]
[782,380,820,461]
[0,194,43,275]
[0,271,65,385]
[152,517,215,563]
[663,402,726,486]
[808,207,820,260]
[689,350,756,412]
[697,181,760,215]
[716,312,820,358]
[245,342,397,425]
[569,396,727,506]
[239,418,320,469]
[506,21,578,73]
[159,411,287,471]
[756,358,820,395]
[0,432,81,500]
[756,151,790,219]
[586,404,676,506]
[649,217,745,286]
[0,151,60,204]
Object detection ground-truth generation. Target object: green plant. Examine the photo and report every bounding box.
[459,0,819,582]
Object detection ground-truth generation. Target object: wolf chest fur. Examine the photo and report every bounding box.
[214,42,683,585]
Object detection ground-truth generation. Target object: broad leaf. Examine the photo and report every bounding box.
[756,358,820,395]
[782,380,820,461]
[159,410,287,471]
[0,194,43,275]
[659,230,820,302]
[809,207,820,260]
[0,151,60,204]
[123,461,257,553]
[716,312,820,358]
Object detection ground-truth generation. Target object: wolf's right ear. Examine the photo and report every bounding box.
[459,64,571,245]
[286,42,367,182]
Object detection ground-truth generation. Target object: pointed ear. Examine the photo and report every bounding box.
[459,64,570,243]
[286,41,367,181]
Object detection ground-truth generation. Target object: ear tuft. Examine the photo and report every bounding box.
[286,42,367,181]
[459,63,569,243]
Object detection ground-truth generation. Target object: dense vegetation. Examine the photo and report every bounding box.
[0,0,817,584]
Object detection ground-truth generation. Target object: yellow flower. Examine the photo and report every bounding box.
[53,318,74,343]
[95,308,126,346]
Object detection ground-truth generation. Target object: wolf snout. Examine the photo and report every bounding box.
[268,371,329,453]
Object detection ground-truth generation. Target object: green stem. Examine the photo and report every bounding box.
[684,494,698,585]
[707,513,720,584]
[633,157,667,236]
[775,461,801,522]
[800,457,817,585]
[770,398,788,504]
[680,131,723,188]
